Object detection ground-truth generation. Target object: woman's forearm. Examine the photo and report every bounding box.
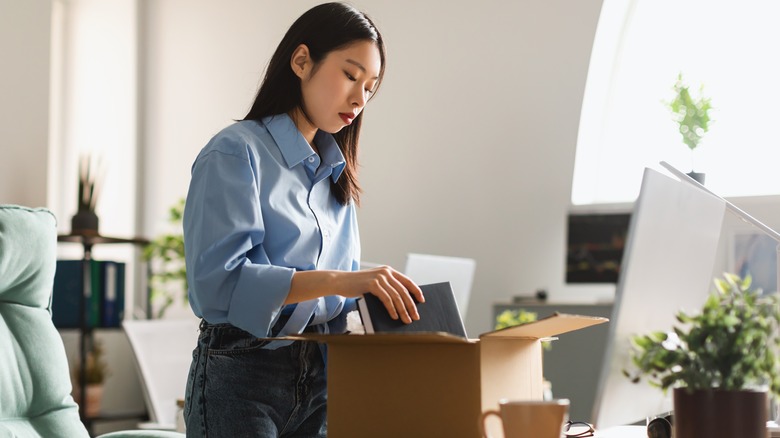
[287,267,424,324]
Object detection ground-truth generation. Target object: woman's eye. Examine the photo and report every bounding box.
[344,71,356,81]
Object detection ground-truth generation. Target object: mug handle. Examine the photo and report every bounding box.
[479,410,502,438]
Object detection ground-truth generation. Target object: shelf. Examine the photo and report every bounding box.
[56,231,151,435]
[58,233,149,247]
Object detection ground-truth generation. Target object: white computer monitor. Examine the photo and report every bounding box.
[591,167,727,428]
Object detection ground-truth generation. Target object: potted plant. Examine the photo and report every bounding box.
[495,308,541,330]
[71,154,104,235]
[72,339,110,417]
[495,309,552,351]
[143,198,187,318]
[666,73,712,184]
[626,273,780,438]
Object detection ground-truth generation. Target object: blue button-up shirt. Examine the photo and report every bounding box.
[183,114,360,344]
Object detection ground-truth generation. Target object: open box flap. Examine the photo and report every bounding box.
[292,331,474,345]
[481,312,608,339]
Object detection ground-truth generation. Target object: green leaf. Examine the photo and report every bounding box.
[144,198,188,318]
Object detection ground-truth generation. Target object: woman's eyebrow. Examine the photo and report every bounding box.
[345,59,379,80]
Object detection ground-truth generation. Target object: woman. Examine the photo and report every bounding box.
[182,3,424,437]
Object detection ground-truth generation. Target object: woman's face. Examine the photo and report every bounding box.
[295,40,381,135]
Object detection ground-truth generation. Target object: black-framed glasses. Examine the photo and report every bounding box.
[564,420,595,437]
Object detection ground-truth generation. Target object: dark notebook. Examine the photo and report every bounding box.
[357,281,468,338]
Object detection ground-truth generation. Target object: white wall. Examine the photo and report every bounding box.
[48,0,138,238]
[0,0,50,206]
[139,0,605,336]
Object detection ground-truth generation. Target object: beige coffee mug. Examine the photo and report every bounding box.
[480,399,570,438]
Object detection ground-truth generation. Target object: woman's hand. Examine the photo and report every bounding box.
[344,266,424,324]
[289,266,424,324]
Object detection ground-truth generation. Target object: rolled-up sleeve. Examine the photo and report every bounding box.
[183,138,294,338]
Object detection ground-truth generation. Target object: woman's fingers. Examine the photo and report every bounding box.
[382,275,417,323]
[366,266,422,324]
[396,271,425,305]
[371,276,411,323]
[389,271,425,322]
[371,281,399,320]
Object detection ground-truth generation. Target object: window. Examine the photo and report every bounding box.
[572,0,780,205]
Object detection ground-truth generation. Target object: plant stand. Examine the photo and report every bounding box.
[57,232,151,434]
[674,388,767,438]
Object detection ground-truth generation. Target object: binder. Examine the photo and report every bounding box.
[101,261,125,327]
[52,259,125,328]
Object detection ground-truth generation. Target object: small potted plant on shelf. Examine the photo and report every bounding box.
[495,308,540,330]
[666,73,712,184]
[71,153,104,235]
[143,198,188,318]
[625,273,780,438]
[495,309,554,352]
[72,339,110,418]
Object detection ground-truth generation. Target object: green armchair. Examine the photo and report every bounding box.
[0,205,183,438]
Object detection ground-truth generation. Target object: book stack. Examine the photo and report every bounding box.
[52,259,125,328]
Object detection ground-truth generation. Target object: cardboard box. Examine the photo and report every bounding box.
[300,313,608,438]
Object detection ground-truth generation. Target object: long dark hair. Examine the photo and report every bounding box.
[244,2,386,206]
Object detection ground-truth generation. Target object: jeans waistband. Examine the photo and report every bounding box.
[198,313,321,337]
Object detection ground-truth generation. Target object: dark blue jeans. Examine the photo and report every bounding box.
[184,318,327,437]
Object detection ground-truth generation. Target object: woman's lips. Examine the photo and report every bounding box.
[339,113,354,124]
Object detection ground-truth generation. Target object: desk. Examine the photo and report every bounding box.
[595,425,645,437]
[597,424,780,437]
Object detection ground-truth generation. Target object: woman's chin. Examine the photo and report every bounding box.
[321,124,346,134]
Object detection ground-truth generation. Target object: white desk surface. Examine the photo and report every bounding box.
[595,425,646,437]
[595,424,780,437]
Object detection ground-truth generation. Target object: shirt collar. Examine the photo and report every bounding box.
[314,130,346,182]
[263,114,346,182]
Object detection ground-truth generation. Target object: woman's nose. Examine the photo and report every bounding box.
[352,87,367,108]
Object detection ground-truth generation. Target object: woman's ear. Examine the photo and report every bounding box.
[291,44,311,79]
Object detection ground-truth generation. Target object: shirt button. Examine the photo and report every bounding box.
[308,157,315,163]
